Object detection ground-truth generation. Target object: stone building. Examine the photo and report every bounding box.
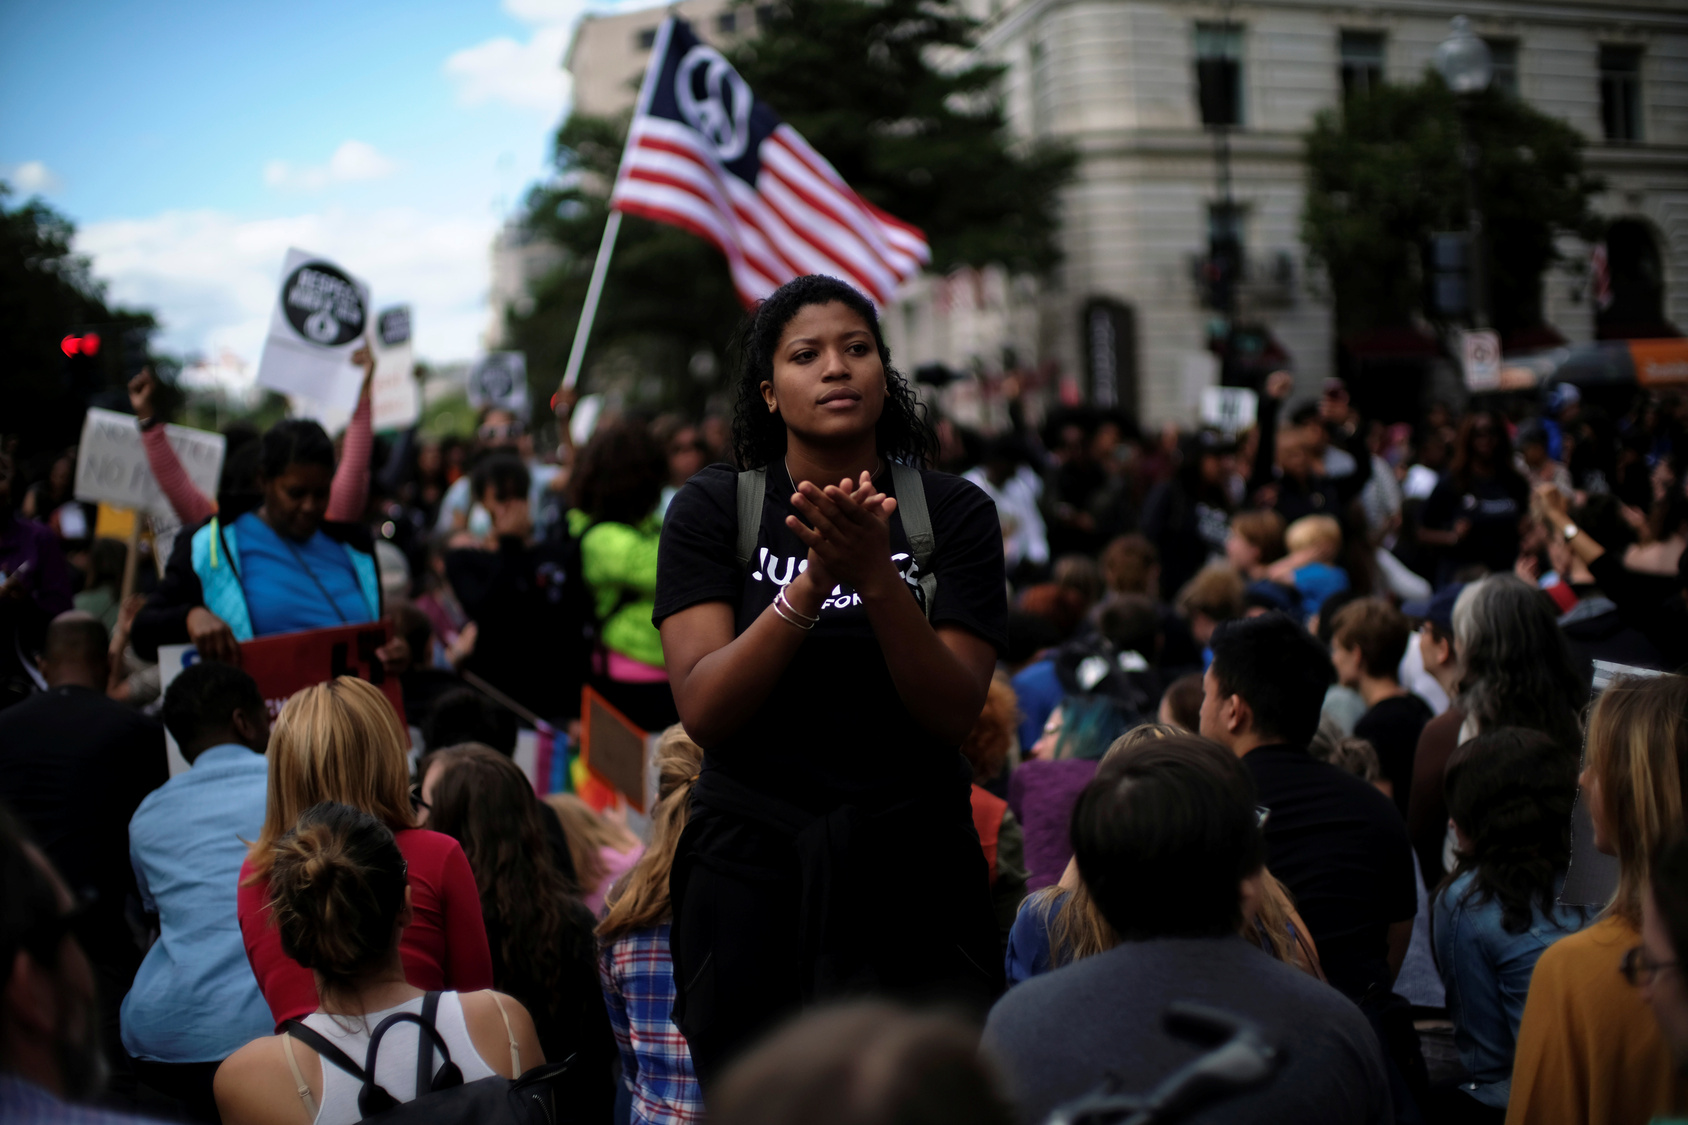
[957,0,1687,422]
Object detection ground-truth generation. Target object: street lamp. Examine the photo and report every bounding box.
[1435,16,1493,328]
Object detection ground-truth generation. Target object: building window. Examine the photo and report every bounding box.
[716,11,737,33]
[1194,23,1244,127]
[756,4,775,26]
[1339,31,1385,99]
[636,26,657,50]
[1486,39,1518,96]
[1599,45,1642,142]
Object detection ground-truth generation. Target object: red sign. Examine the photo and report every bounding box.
[240,622,404,724]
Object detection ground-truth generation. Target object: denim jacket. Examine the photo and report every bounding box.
[1432,869,1588,1108]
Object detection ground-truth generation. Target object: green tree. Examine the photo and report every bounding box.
[1,183,160,461]
[510,0,1073,413]
[1302,74,1602,340]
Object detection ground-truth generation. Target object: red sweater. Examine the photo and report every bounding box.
[238,827,493,1028]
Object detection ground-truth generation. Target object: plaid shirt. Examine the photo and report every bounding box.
[599,924,703,1125]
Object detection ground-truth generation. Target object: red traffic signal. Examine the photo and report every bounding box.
[61,332,102,357]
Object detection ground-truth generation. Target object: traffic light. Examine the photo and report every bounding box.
[1202,232,1242,313]
[1428,233,1471,318]
[60,332,102,357]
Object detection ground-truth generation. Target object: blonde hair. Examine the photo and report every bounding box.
[1038,722,1318,976]
[246,677,416,882]
[598,725,705,943]
[1587,674,1688,927]
[1285,515,1342,560]
[543,793,640,897]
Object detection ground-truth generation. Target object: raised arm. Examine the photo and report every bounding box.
[130,369,216,527]
[326,348,375,522]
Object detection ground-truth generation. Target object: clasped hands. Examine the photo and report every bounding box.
[785,471,900,600]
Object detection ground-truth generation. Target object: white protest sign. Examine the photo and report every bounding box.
[256,248,371,415]
[74,408,226,518]
[157,644,198,776]
[1460,329,1502,392]
[1200,387,1259,435]
[371,305,420,431]
[468,352,529,414]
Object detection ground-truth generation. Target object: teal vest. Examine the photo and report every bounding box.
[190,518,381,642]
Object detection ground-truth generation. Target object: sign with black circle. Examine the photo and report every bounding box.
[283,260,367,347]
[468,352,529,412]
[378,306,411,348]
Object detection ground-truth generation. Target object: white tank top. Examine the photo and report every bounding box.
[298,992,500,1125]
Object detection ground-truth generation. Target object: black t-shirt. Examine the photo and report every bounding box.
[654,463,1008,813]
[1421,472,1529,574]
[1242,744,1416,1001]
[1353,693,1434,820]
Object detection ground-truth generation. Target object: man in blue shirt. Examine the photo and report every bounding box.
[122,661,272,1121]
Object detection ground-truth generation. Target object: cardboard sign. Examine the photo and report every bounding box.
[371,305,420,431]
[581,685,648,812]
[157,623,403,777]
[256,248,371,415]
[74,407,225,518]
[1460,329,1502,392]
[1200,386,1258,435]
[467,352,529,414]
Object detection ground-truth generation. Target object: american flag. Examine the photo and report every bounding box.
[608,17,930,307]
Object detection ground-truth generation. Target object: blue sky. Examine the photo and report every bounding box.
[0,0,645,377]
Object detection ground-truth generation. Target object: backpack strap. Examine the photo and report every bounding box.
[358,1008,464,1118]
[889,463,936,620]
[415,991,441,1103]
[280,1019,368,1088]
[735,468,766,571]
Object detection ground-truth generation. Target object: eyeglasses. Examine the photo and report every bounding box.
[1255,805,1271,829]
[1621,945,1679,987]
[410,783,431,814]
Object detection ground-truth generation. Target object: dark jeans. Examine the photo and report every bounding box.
[131,1059,223,1124]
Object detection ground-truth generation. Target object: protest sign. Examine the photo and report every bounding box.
[256,248,371,415]
[74,407,225,518]
[157,622,403,777]
[467,352,529,414]
[1200,387,1258,435]
[1460,329,1502,392]
[581,685,649,812]
[371,305,420,431]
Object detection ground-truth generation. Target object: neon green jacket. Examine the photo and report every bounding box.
[567,508,665,669]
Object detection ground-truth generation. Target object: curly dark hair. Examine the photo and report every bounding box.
[730,275,934,469]
[571,419,667,525]
[1442,727,1583,935]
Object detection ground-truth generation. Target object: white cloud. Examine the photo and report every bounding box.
[5,160,63,195]
[264,140,398,192]
[444,20,575,114]
[75,206,498,375]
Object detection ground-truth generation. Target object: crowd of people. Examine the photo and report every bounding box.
[2,270,1688,1125]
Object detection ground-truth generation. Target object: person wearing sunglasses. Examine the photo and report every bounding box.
[433,408,564,543]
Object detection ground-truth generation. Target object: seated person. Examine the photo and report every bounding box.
[123,662,275,1120]
[982,733,1390,1125]
[1329,598,1433,817]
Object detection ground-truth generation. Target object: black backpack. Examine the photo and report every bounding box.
[733,462,938,617]
[281,992,574,1125]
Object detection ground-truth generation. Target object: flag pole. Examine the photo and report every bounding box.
[557,16,674,396]
[560,208,622,391]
